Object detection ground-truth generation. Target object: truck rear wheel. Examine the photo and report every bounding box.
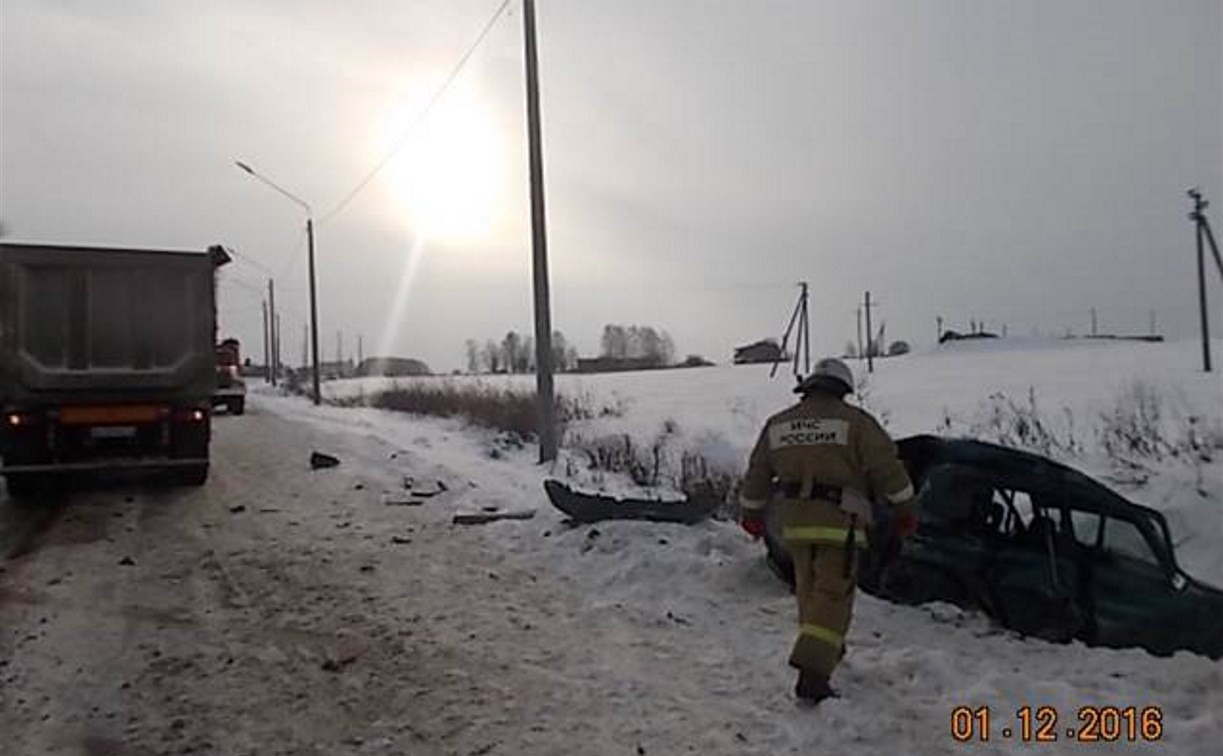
[228,397,245,415]
[176,463,209,487]
[4,473,47,499]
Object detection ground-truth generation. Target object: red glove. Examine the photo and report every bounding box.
[741,516,766,539]
[891,503,917,539]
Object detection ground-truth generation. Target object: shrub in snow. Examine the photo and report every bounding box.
[1096,380,1222,469]
[323,379,621,440]
[964,388,1079,459]
[564,420,737,514]
[939,381,1220,484]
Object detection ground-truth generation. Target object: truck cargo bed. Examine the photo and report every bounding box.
[0,243,218,403]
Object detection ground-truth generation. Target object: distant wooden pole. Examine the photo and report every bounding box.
[856,307,863,361]
[936,315,943,344]
[1190,189,1214,372]
[1196,219,1212,371]
[524,0,557,462]
[863,291,875,373]
[799,281,810,375]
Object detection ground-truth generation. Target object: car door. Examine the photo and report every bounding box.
[1085,514,1187,654]
[985,488,1085,642]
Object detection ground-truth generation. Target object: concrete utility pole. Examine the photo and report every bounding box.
[235,161,321,404]
[306,219,321,402]
[357,335,363,367]
[275,313,282,381]
[267,279,278,386]
[262,300,271,384]
[1090,307,1098,338]
[936,315,944,344]
[302,325,308,370]
[523,0,557,463]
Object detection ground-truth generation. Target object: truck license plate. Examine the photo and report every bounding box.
[90,426,137,439]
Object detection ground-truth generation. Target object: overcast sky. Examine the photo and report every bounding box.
[2,0,1220,372]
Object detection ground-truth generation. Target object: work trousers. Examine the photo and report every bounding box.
[788,540,858,677]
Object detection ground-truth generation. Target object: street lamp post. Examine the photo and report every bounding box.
[235,160,322,405]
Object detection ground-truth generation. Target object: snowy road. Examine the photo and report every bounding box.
[1,396,1219,755]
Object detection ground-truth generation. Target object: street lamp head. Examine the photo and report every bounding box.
[235,160,254,175]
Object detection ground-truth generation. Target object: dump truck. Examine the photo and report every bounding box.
[0,242,230,496]
[213,337,246,415]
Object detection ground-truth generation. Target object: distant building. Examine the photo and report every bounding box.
[939,330,998,344]
[355,356,431,377]
[733,339,786,365]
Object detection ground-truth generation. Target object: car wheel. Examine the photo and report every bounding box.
[228,398,245,415]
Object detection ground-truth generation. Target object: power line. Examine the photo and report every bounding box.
[317,0,513,225]
[276,227,310,280]
[229,248,275,277]
[223,274,266,296]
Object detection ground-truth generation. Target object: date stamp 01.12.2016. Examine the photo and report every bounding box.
[950,706,1164,744]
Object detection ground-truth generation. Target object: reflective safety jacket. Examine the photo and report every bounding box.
[739,393,915,546]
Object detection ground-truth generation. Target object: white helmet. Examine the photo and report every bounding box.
[794,357,854,396]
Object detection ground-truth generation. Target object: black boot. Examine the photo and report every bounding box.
[795,670,835,704]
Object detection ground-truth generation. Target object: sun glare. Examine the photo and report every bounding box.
[384,88,506,244]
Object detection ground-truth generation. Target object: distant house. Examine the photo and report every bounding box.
[356,356,431,377]
[938,330,998,344]
[575,356,661,374]
[733,339,786,365]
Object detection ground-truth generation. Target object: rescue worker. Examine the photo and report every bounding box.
[738,357,917,703]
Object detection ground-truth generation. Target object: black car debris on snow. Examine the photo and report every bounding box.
[763,434,1223,660]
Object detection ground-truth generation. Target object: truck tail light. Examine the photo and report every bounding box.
[6,412,37,428]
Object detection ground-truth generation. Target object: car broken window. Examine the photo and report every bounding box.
[1100,517,1160,569]
[1070,511,1103,549]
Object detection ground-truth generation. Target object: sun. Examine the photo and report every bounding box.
[384,87,507,244]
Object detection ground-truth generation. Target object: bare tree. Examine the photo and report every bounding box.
[464,339,480,374]
[483,340,501,373]
[551,331,569,371]
[660,330,676,366]
[502,331,523,373]
[521,336,535,373]
[601,325,628,359]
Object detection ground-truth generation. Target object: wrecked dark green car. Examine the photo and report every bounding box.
[764,434,1223,659]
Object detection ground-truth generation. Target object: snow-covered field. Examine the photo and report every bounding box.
[254,337,1223,754]
[320,337,1223,583]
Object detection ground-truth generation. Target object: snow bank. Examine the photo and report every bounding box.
[250,337,1221,754]
[311,338,1223,584]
